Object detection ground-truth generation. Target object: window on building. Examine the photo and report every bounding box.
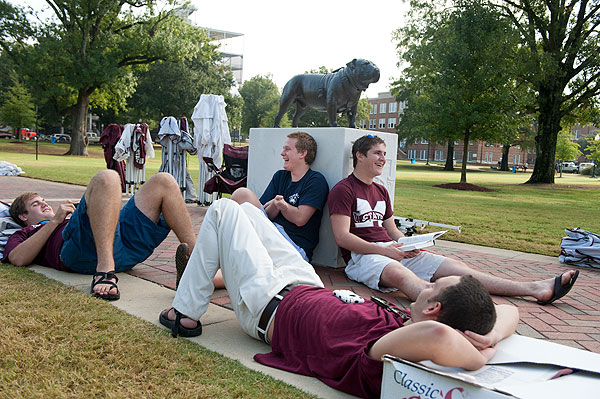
[469,140,474,145]
[369,119,376,129]
[453,150,457,160]
[388,118,396,128]
[421,138,429,144]
[513,154,521,164]
[434,150,444,161]
[408,149,417,159]
[467,152,474,162]
[379,118,386,129]
[399,138,407,148]
[484,152,493,163]
[414,138,419,145]
[360,120,367,129]
[454,140,459,145]
[380,103,386,113]
[420,149,428,160]
[575,129,580,139]
[372,104,377,114]
[389,102,397,113]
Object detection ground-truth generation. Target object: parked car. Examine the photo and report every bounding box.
[560,162,578,173]
[49,134,71,143]
[86,131,100,144]
[578,162,595,173]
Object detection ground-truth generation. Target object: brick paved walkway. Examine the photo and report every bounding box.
[2,176,599,353]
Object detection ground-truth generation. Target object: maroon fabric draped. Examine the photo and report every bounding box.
[100,124,126,192]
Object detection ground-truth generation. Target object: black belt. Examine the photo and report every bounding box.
[257,286,292,343]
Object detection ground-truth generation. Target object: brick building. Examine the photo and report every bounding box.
[361,92,533,166]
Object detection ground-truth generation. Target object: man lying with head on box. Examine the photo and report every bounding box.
[159,198,518,399]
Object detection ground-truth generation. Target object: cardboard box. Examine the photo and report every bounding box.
[381,334,600,399]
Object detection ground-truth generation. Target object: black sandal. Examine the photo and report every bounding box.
[159,307,202,338]
[90,271,120,301]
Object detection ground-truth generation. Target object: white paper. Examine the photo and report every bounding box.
[396,230,447,251]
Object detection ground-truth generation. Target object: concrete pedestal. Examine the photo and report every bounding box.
[248,127,397,268]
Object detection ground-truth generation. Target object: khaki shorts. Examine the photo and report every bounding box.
[345,242,446,292]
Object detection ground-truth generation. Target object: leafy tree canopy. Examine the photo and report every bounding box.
[0,0,215,155]
[239,74,284,134]
[393,0,528,183]
[492,0,600,183]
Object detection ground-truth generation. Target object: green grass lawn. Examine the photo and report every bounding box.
[0,266,314,399]
[394,162,600,256]
[1,140,599,256]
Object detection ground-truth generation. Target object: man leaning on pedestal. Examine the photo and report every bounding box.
[327,134,579,304]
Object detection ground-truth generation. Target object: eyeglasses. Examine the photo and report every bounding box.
[371,296,410,322]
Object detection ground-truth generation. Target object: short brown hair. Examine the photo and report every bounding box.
[351,135,385,168]
[10,192,39,227]
[433,275,497,335]
[288,131,317,165]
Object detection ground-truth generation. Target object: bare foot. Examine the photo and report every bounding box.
[535,270,579,304]
[161,308,199,329]
[91,271,120,300]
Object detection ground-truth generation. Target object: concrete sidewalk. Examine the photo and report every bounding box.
[2,175,600,398]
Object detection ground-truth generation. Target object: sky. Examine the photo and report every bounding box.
[187,0,410,97]
[22,0,409,98]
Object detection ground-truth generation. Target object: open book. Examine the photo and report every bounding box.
[397,231,447,251]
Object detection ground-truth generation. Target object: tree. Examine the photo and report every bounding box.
[555,129,582,177]
[0,77,36,139]
[393,0,527,183]
[585,136,600,177]
[127,53,238,122]
[494,1,600,184]
[239,75,284,134]
[0,0,210,156]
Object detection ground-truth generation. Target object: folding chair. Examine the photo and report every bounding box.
[203,144,249,198]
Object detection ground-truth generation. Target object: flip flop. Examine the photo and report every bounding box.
[90,271,120,301]
[159,308,202,338]
[537,270,579,305]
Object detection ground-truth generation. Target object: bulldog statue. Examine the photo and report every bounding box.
[273,59,380,128]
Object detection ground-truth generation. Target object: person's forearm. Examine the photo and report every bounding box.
[8,221,60,266]
[493,304,519,342]
[335,231,387,256]
[279,204,314,227]
[263,200,279,220]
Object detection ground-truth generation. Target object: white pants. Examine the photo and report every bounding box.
[173,199,324,340]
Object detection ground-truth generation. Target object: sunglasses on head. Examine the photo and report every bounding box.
[371,296,410,322]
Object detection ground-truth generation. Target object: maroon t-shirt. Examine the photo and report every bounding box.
[254,285,406,399]
[2,221,68,271]
[328,174,394,262]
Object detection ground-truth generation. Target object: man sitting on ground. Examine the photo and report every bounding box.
[230,131,328,261]
[328,134,579,304]
[159,198,518,398]
[3,170,197,300]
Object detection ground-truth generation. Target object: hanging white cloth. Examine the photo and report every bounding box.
[158,116,197,201]
[191,94,232,205]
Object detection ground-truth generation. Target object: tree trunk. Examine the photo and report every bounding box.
[444,140,454,171]
[65,88,90,156]
[460,130,470,183]
[526,84,563,184]
[500,144,510,171]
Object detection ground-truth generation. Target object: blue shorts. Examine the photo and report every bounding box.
[60,194,171,274]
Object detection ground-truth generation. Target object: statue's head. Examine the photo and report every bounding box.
[346,59,380,90]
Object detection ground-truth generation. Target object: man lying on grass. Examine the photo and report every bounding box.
[2,170,197,300]
[159,198,518,399]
